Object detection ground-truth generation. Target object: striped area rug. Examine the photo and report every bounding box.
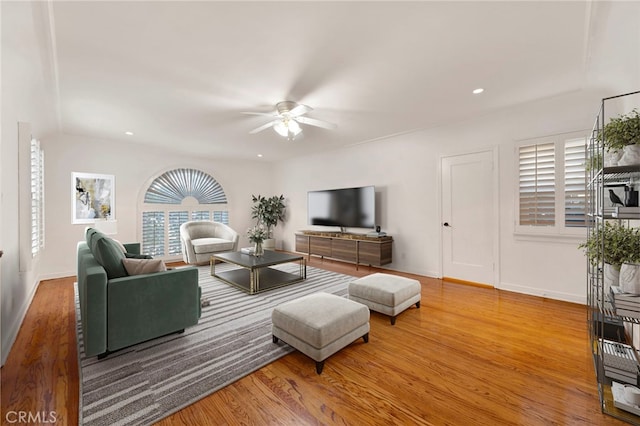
[75,263,353,425]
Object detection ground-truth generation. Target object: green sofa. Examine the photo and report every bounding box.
[77,228,201,358]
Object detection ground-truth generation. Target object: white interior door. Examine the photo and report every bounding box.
[441,150,496,286]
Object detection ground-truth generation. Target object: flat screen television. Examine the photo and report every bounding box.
[307,186,375,229]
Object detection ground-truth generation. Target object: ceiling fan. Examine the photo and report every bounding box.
[244,101,337,140]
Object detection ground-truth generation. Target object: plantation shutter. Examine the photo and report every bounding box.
[213,211,229,224]
[564,138,587,227]
[30,139,45,255]
[142,212,165,256]
[168,211,189,255]
[519,143,555,226]
[141,168,229,258]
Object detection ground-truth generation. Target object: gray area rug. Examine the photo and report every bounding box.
[75,263,352,425]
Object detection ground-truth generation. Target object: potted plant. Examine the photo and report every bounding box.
[601,109,640,166]
[580,222,640,291]
[251,194,286,250]
[619,226,640,293]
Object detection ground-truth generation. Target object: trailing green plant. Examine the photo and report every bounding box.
[251,194,286,238]
[580,221,640,267]
[585,152,602,173]
[599,109,640,152]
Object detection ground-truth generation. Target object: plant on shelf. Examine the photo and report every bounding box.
[580,221,638,267]
[600,109,640,152]
[580,221,640,291]
[251,194,286,239]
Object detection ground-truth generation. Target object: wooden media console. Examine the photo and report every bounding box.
[295,231,392,269]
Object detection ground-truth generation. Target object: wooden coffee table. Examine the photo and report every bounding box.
[211,250,306,294]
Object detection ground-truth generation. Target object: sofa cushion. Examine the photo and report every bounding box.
[122,258,167,275]
[85,227,100,248]
[192,238,235,254]
[91,233,128,279]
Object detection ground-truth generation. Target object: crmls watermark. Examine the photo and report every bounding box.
[5,411,58,424]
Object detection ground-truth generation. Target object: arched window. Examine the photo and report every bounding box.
[140,168,229,259]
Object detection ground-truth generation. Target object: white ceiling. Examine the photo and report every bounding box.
[43,1,629,160]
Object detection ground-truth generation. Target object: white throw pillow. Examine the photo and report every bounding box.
[122,258,167,276]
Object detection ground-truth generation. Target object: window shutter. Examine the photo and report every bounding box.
[141,169,230,258]
[168,211,189,255]
[564,138,587,227]
[142,212,165,256]
[213,210,229,224]
[192,211,210,221]
[30,139,45,255]
[519,143,555,226]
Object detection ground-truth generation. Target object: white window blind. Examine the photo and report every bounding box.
[519,143,556,226]
[141,212,165,256]
[168,211,189,255]
[564,138,587,227]
[30,138,45,256]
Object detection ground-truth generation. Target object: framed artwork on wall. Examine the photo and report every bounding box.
[72,172,115,224]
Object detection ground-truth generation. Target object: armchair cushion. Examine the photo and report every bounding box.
[192,237,236,254]
[122,258,167,275]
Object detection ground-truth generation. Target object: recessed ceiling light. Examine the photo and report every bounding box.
[472,88,484,94]
[257,154,263,158]
[125,131,134,136]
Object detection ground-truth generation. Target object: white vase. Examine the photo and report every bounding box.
[620,263,640,294]
[618,145,640,166]
[604,263,621,293]
[263,238,275,250]
[604,150,623,167]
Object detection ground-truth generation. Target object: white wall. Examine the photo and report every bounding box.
[275,90,615,304]
[1,1,59,365]
[41,133,274,278]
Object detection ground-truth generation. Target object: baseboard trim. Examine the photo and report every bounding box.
[443,276,493,289]
[499,281,585,305]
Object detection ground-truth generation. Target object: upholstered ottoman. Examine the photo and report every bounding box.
[349,273,421,325]
[272,292,370,374]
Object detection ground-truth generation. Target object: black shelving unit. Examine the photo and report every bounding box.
[587,91,640,424]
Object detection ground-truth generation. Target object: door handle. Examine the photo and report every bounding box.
[443,222,452,227]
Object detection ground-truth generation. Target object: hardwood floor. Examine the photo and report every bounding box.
[1,257,624,425]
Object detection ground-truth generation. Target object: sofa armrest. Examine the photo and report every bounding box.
[78,261,108,357]
[106,267,201,350]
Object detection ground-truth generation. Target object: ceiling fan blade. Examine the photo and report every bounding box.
[289,104,313,117]
[242,111,277,117]
[296,116,337,130]
[249,120,277,134]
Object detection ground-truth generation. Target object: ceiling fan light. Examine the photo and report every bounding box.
[288,119,301,135]
[273,121,288,137]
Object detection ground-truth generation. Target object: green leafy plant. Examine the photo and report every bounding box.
[251,194,286,238]
[599,109,640,152]
[585,152,602,173]
[580,221,640,266]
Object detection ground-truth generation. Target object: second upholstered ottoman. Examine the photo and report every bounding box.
[348,273,421,325]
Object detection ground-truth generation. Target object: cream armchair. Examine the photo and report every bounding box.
[180,221,239,265]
